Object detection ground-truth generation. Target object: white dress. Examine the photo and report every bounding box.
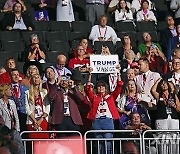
[56,0,75,22]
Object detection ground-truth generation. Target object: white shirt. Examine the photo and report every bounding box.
[96,98,112,118]
[115,9,133,22]
[136,9,157,22]
[89,25,119,43]
[13,16,27,30]
[131,0,152,13]
[168,72,180,92]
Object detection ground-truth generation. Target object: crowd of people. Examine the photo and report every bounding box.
[0,0,180,154]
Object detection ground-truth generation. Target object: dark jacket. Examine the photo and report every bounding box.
[2,12,34,30]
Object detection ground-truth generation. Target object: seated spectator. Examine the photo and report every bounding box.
[172,48,180,58]
[117,34,138,60]
[138,32,162,57]
[0,58,24,85]
[160,15,177,61]
[68,45,90,72]
[85,67,123,154]
[0,84,20,132]
[170,0,180,25]
[136,0,157,22]
[1,0,26,13]
[25,74,50,139]
[167,25,180,59]
[117,80,151,129]
[43,54,72,82]
[0,67,6,75]
[114,0,133,22]
[131,0,153,14]
[107,0,131,13]
[2,2,34,31]
[26,34,46,63]
[21,65,40,87]
[126,112,151,131]
[120,49,137,72]
[89,15,121,44]
[73,38,93,58]
[145,44,165,74]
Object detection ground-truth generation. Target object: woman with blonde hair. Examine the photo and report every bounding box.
[21,65,39,87]
[0,84,20,132]
[25,74,50,138]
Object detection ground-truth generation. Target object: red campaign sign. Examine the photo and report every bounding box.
[33,137,84,154]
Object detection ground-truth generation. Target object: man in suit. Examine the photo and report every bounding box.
[9,68,28,132]
[134,57,160,128]
[48,75,85,136]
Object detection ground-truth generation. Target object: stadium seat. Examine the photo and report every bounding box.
[49,21,71,31]
[157,21,167,31]
[115,21,136,32]
[22,31,44,45]
[30,0,41,4]
[94,41,115,54]
[136,21,157,31]
[71,21,92,33]
[48,41,70,53]
[0,31,21,42]
[16,62,25,74]
[45,31,68,43]
[46,51,69,63]
[68,32,88,42]
[0,51,20,64]
[1,41,25,52]
[41,63,54,72]
[34,21,50,31]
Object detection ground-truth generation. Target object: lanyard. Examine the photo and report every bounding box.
[98,26,107,38]
[55,67,65,76]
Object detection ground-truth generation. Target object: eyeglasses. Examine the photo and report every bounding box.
[172,62,180,65]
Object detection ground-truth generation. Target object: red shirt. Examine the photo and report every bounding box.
[0,72,24,85]
[68,57,90,69]
[149,56,164,74]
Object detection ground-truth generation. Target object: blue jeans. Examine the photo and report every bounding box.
[92,117,114,154]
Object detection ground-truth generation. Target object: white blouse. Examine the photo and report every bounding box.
[115,9,133,22]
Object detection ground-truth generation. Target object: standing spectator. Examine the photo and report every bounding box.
[68,45,90,72]
[145,43,165,74]
[0,58,24,85]
[85,68,123,154]
[2,0,26,13]
[72,38,93,58]
[170,0,180,25]
[25,74,50,138]
[131,0,153,14]
[56,0,74,22]
[89,15,120,44]
[48,75,85,136]
[86,0,105,25]
[117,80,151,129]
[9,69,28,132]
[114,0,133,22]
[134,57,161,128]
[26,34,46,63]
[0,84,20,132]
[167,25,180,59]
[2,2,34,31]
[136,0,157,22]
[43,54,72,81]
[138,32,162,56]
[151,78,180,154]
[160,15,177,60]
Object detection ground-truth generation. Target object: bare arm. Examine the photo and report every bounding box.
[151,78,162,100]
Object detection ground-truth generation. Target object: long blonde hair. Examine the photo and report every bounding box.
[28,74,46,104]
